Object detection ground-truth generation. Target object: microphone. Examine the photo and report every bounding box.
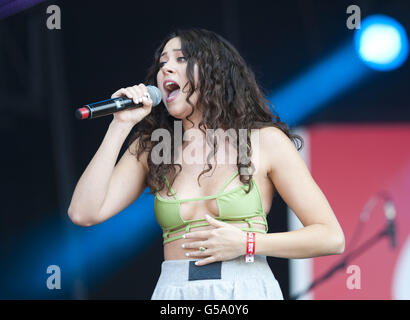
[384,199,397,249]
[75,85,162,120]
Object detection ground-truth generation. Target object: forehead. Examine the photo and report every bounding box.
[161,37,182,54]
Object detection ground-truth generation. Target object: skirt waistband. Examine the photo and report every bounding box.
[159,255,273,284]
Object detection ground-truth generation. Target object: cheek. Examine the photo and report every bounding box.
[194,64,199,86]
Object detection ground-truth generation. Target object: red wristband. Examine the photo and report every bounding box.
[245,232,255,263]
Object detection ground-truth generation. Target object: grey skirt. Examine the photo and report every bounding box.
[151,255,284,300]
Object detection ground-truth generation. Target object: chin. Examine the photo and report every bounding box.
[165,104,191,119]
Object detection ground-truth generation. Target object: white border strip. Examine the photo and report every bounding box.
[288,127,313,300]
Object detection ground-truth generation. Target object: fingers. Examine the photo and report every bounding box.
[128,85,145,105]
[184,245,214,258]
[111,84,152,106]
[181,240,208,250]
[204,214,230,227]
[183,230,212,240]
[111,88,132,99]
[185,250,213,258]
[194,256,218,266]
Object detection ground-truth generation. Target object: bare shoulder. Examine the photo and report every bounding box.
[258,126,292,145]
[255,126,301,175]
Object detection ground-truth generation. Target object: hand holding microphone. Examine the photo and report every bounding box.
[75,84,162,126]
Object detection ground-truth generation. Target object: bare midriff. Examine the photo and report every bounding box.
[163,216,267,260]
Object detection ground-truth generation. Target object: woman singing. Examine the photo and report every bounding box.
[68,28,345,300]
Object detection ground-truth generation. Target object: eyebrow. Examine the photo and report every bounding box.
[160,49,183,57]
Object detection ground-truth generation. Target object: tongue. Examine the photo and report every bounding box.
[168,89,180,99]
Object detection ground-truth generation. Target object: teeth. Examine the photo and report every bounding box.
[165,81,178,90]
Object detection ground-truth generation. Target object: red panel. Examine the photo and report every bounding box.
[308,124,410,299]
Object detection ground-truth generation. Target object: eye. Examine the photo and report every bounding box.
[158,57,187,68]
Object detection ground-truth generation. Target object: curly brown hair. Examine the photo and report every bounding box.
[127,28,303,197]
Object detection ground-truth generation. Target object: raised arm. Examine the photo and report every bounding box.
[68,84,153,226]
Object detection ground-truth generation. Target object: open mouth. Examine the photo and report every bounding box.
[163,80,181,103]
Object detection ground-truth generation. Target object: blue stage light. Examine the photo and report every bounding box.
[0,190,161,299]
[355,15,409,71]
[269,15,409,126]
[268,41,370,126]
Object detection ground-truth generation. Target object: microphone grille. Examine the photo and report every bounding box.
[147,85,162,107]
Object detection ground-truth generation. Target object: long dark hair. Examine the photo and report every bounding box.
[127,28,303,196]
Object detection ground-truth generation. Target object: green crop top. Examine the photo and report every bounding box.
[154,170,269,244]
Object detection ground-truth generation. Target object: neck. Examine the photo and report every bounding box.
[182,111,205,132]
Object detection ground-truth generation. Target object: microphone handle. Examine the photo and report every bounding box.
[75,97,142,120]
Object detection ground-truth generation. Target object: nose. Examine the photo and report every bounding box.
[162,61,176,75]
